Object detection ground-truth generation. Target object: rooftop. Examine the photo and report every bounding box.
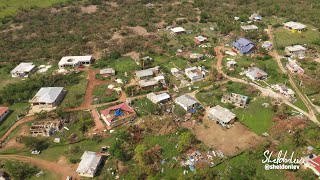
[284,21,307,30]
[176,94,198,107]
[246,67,268,78]
[232,38,255,54]
[76,151,102,176]
[0,107,9,116]
[241,25,258,30]
[209,105,236,123]
[30,87,64,103]
[171,27,186,33]
[307,156,320,173]
[58,56,92,66]
[11,62,35,73]
[135,69,154,78]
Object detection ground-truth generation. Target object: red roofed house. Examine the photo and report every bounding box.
[100,102,136,127]
[0,107,9,123]
[301,154,320,176]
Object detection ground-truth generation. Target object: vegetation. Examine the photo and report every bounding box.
[4,160,38,180]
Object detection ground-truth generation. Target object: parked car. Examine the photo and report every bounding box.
[31,150,41,155]
[66,176,72,180]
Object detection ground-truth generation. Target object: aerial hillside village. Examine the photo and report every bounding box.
[0,0,320,179]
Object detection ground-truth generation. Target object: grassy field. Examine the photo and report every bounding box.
[132,97,159,116]
[273,25,320,50]
[234,97,274,135]
[92,84,119,104]
[60,71,88,108]
[0,0,68,19]
[0,103,29,138]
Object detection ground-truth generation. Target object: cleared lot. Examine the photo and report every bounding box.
[182,116,264,156]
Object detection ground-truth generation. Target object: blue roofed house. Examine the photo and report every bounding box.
[232,38,256,55]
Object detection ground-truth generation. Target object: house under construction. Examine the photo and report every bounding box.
[30,120,62,137]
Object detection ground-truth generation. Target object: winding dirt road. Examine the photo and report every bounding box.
[0,155,78,179]
[0,116,35,144]
[266,26,318,121]
[214,46,319,124]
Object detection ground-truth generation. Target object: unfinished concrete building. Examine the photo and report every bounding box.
[30,120,61,137]
[221,93,249,108]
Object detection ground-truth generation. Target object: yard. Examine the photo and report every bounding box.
[0,0,67,19]
[92,84,120,104]
[0,103,29,138]
[132,97,159,116]
[182,116,264,156]
[94,57,139,83]
[59,71,88,108]
[234,97,275,135]
[273,25,320,50]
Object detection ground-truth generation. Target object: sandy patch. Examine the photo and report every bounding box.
[81,5,97,14]
[124,51,140,61]
[127,26,149,36]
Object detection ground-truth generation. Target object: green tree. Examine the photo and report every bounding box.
[177,132,196,153]
[5,161,38,180]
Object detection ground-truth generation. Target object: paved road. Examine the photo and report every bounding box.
[214,47,319,125]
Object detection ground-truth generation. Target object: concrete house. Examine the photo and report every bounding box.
[189,53,204,60]
[286,60,304,75]
[232,38,256,55]
[221,93,249,108]
[285,45,307,57]
[284,21,307,33]
[100,68,115,76]
[272,84,295,98]
[147,92,170,104]
[245,67,268,80]
[226,60,237,69]
[241,25,258,32]
[262,41,273,50]
[76,151,102,178]
[11,62,36,77]
[249,13,262,21]
[0,107,9,123]
[185,66,205,82]
[58,56,92,69]
[208,105,236,128]
[100,102,136,127]
[29,87,65,109]
[170,27,186,34]
[135,67,166,88]
[175,94,201,113]
[194,36,208,44]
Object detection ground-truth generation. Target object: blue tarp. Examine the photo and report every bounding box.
[114,109,124,117]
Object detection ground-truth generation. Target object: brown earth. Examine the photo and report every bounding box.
[0,155,78,180]
[0,116,35,144]
[182,115,264,156]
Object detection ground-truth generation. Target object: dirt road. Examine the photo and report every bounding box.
[0,116,35,144]
[0,155,78,180]
[266,26,318,121]
[214,47,319,124]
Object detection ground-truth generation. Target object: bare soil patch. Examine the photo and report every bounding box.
[124,51,140,61]
[182,117,264,156]
[127,26,149,36]
[81,5,97,14]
